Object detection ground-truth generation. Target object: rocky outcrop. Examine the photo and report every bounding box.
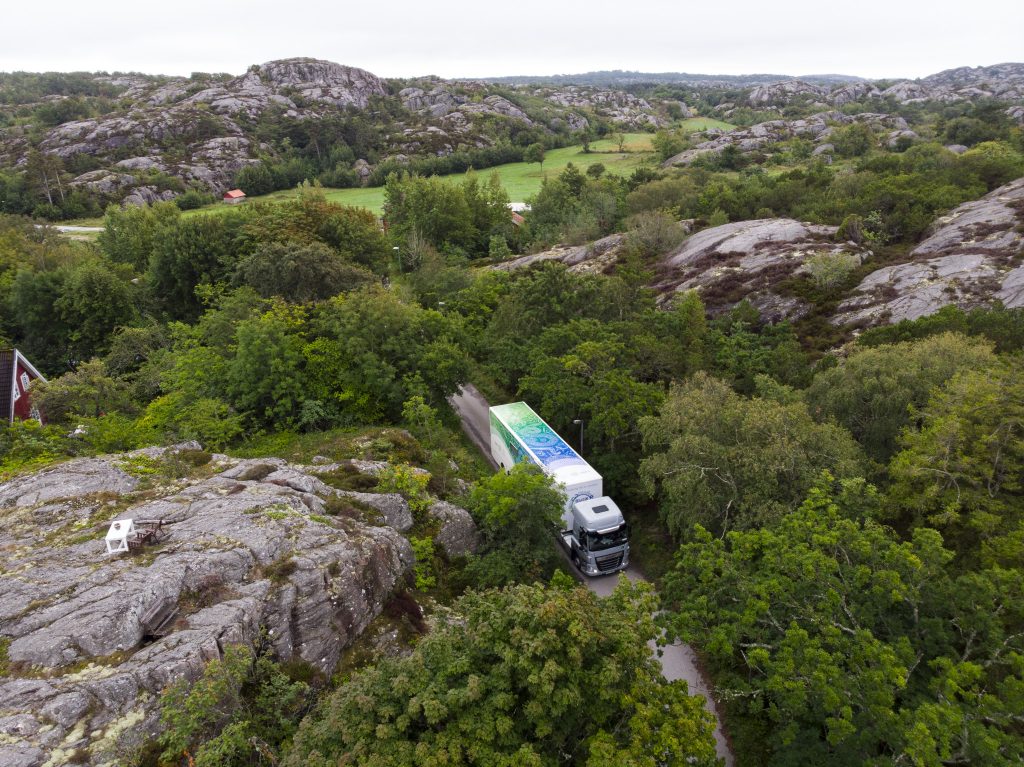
[491,233,626,274]
[252,58,386,108]
[544,87,667,128]
[747,80,827,106]
[834,177,1024,325]
[654,218,869,320]
[0,446,417,767]
[663,111,908,167]
[726,65,1024,110]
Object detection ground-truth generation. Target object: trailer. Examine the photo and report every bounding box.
[488,402,629,575]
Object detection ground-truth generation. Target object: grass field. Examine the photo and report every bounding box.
[678,116,736,132]
[60,122,739,224]
[176,133,658,217]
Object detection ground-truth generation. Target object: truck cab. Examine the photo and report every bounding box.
[561,496,629,576]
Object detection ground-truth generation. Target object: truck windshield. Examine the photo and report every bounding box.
[586,525,627,551]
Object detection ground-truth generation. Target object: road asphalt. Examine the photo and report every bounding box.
[448,385,734,766]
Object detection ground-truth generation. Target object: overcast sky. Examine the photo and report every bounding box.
[3,0,1022,80]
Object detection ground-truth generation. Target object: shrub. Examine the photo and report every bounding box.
[409,536,437,590]
[158,641,311,767]
[376,463,432,514]
[803,250,860,291]
[624,210,687,258]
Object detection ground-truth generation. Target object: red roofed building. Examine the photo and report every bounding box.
[222,189,246,204]
[0,349,46,425]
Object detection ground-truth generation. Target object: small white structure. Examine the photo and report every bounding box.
[105,519,135,554]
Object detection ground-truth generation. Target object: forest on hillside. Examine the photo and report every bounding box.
[1,81,1023,767]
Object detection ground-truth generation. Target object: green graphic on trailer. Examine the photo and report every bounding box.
[490,412,527,466]
[491,403,586,471]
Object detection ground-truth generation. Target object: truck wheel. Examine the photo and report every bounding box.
[571,550,581,570]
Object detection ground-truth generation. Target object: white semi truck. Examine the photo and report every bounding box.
[488,401,629,576]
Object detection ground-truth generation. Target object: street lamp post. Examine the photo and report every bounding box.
[572,418,583,456]
[392,246,400,274]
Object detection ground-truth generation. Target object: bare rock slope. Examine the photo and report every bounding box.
[0,445,457,767]
[654,218,869,320]
[835,177,1024,324]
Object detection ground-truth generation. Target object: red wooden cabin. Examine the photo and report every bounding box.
[0,349,46,425]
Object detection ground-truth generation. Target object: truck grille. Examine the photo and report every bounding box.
[596,553,623,572]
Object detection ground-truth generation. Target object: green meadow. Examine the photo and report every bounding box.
[183,133,659,217]
[64,121,737,222]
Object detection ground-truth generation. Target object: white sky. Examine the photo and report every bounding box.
[2,0,1022,81]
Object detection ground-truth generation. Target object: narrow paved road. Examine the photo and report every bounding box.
[37,224,104,233]
[448,386,734,766]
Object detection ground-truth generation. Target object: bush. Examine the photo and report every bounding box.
[158,641,311,767]
[624,210,687,258]
[804,249,860,291]
[409,536,437,589]
[174,189,216,210]
[375,463,432,515]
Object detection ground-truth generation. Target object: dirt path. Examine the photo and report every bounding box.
[448,386,734,765]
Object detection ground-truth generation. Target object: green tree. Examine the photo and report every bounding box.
[465,462,565,586]
[888,359,1024,564]
[148,213,240,319]
[652,130,685,162]
[55,258,138,359]
[227,302,308,427]
[805,332,996,462]
[958,141,1024,189]
[383,172,476,255]
[234,240,375,302]
[8,267,73,372]
[304,286,468,422]
[662,475,1024,766]
[98,201,181,272]
[284,580,718,767]
[524,141,546,170]
[32,359,133,423]
[640,373,864,538]
[831,122,876,157]
[706,306,809,394]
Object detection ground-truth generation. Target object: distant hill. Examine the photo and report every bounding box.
[477,70,866,88]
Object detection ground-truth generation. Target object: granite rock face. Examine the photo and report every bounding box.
[834,177,1024,324]
[654,218,869,320]
[0,446,416,767]
[544,87,668,129]
[728,64,1024,110]
[491,233,627,274]
[663,111,909,167]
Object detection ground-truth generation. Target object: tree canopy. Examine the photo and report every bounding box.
[285,580,719,767]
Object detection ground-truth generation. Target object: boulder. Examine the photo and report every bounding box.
[0,448,414,766]
[428,501,480,557]
[886,129,919,148]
